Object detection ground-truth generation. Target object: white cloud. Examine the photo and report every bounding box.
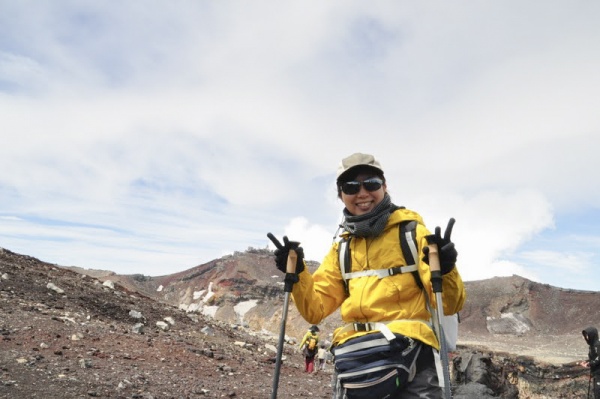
[1,1,599,290]
[519,250,593,274]
[284,217,337,263]
[354,187,552,285]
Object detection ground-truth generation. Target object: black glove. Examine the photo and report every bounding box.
[267,233,305,275]
[422,218,457,274]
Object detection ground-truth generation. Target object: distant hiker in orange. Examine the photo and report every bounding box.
[299,325,319,373]
[582,327,600,399]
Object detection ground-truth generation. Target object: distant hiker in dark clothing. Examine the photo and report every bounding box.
[582,327,600,399]
[299,325,319,373]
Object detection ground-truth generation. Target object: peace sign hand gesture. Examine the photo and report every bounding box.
[422,218,458,274]
[267,233,305,275]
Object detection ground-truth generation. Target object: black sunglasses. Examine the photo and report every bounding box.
[340,178,383,195]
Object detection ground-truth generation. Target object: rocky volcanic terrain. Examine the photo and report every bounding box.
[1,247,599,398]
[0,248,334,398]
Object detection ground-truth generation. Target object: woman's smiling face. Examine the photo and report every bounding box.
[340,172,387,216]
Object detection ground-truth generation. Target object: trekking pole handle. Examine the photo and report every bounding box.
[286,249,297,274]
[427,243,441,272]
[427,243,444,294]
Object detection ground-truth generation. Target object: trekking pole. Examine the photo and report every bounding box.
[268,233,297,399]
[427,242,453,399]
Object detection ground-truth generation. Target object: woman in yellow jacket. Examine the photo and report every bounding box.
[270,153,466,399]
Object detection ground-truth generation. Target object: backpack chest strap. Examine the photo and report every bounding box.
[338,221,421,294]
[343,264,418,280]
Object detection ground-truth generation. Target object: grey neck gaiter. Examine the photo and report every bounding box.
[342,193,397,238]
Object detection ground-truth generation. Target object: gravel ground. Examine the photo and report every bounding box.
[0,249,333,398]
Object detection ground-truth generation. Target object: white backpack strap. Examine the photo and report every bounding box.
[338,238,351,292]
[343,265,418,280]
[336,319,432,342]
[335,321,395,341]
[400,221,420,269]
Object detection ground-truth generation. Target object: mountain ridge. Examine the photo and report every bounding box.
[2,246,597,398]
[92,248,600,365]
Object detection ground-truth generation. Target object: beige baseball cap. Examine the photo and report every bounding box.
[336,153,384,181]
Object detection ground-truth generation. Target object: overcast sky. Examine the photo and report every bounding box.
[1,1,599,291]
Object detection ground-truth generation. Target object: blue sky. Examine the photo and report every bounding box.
[1,1,599,291]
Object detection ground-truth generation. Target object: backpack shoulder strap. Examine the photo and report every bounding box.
[398,220,424,290]
[338,236,352,296]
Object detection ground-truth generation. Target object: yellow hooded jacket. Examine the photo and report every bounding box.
[299,330,319,350]
[291,208,466,350]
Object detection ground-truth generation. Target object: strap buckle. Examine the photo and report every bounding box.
[352,321,396,341]
[353,322,373,332]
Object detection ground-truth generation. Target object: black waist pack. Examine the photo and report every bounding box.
[332,332,422,399]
